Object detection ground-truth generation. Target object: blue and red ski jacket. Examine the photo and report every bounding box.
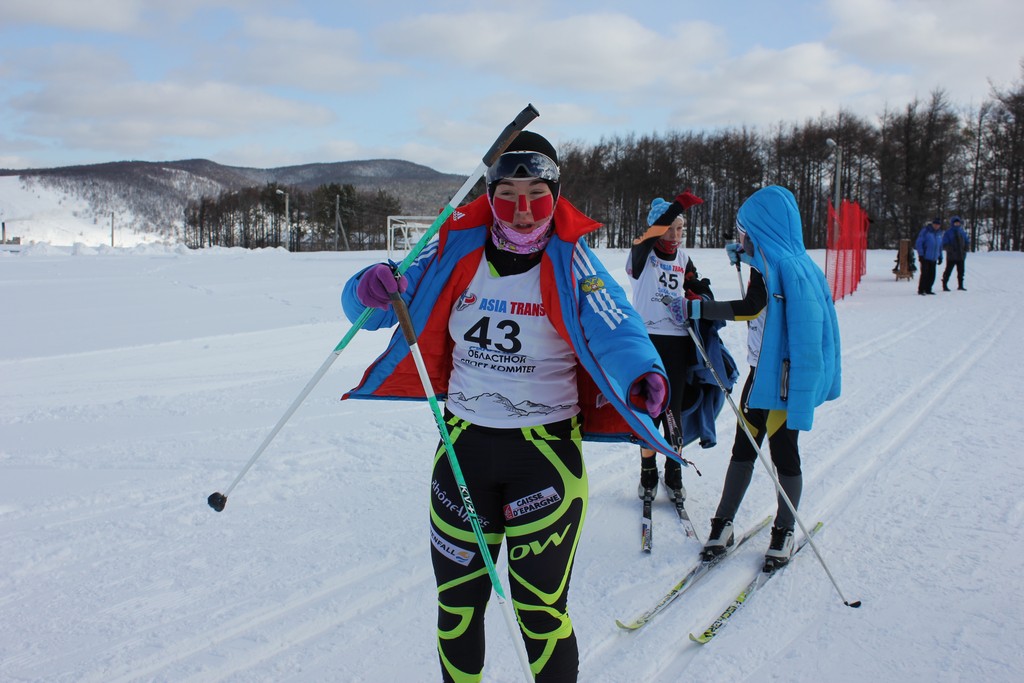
[340,195,678,456]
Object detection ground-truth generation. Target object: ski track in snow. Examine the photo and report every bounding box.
[2,246,1023,682]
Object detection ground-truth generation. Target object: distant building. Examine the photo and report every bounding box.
[2,221,21,245]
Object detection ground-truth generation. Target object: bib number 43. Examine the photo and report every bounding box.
[463,316,522,353]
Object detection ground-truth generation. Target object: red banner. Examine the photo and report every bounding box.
[825,200,868,301]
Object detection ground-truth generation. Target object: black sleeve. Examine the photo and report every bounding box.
[699,269,767,321]
[685,256,697,278]
[628,240,656,279]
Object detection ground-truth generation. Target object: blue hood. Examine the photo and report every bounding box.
[734,185,841,431]
[737,185,806,272]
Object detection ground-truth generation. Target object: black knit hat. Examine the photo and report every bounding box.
[503,130,558,164]
[486,131,560,201]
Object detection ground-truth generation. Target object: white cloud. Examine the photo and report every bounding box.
[13,80,333,156]
[10,44,134,84]
[0,0,148,32]
[0,132,40,169]
[383,11,723,92]
[673,42,897,128]
[826,0,1024,102]
[0,0,274,33]
[205,16,404,93]
[1,1,1022,170]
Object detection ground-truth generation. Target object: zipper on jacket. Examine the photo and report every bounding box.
[780,358,790,401]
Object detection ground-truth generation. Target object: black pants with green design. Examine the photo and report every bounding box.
[430,411,587,683]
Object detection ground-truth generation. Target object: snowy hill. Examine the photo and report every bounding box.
[1,245,1022,682]
[0,175,172,248]
[0,160,463,248]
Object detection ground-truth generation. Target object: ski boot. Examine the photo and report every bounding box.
[663,459,686,504]
[763,525,795,571]
[701,517,734,561]
[637,460,659,500]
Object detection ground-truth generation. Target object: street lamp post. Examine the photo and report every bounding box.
[276,189,290,250]
[335,194,350,251]
[826,138,842,246]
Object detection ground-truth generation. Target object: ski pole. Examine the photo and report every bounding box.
[208,104,541,512]
[388,288,535,682]
[730,239,747,298]
[686,320,861,608]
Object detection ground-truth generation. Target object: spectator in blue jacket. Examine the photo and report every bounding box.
[915,218,944,295]
[941,215,970,291]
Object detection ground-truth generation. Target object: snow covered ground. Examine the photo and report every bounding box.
[2,241,1023,682]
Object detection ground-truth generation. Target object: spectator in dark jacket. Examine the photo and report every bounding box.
[941,215,970,291]
[915,218,943,295]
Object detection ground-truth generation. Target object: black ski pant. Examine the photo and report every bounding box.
[643,333,698,477]
[715,370,802,530]
[918,258,937,294]
[942,258,965,289]
[430,411,586,683]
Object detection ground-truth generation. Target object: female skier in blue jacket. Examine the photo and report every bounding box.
[683,185,841,567]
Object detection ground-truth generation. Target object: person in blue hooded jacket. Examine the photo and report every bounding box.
[940,215,970,291]
[915,218,944,295]
[681,185,841,567]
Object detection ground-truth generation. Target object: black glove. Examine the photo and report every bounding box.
[683,275,713,299]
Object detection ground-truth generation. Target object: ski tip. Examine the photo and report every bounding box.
[845,600,863,608]
[688,632,709,644]
[615,619,640,630]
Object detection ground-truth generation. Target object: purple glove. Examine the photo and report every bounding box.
[629,372,669,417]
[356,263,408,310]
[666,296,688,325]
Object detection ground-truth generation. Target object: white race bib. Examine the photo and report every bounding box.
[447,260,578,428]
[627,247,691,336]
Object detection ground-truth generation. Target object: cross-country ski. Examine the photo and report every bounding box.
[689,522,824,644]
[616,516,771,630]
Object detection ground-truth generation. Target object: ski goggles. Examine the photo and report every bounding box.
[486,151,560,185]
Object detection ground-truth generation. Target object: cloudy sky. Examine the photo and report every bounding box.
[2,0,1022,174]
